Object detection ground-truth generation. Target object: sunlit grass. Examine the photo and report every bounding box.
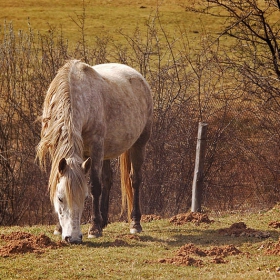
[1,209,280,279]
[0,0,224,47]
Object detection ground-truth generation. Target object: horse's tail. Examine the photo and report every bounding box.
[120,151,133,221]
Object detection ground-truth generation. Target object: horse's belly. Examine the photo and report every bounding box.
[103,126,143,159]
[82,121,144,160]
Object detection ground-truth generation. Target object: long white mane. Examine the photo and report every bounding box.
[36,60,87,209]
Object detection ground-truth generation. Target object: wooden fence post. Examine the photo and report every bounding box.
[191,122,208,213]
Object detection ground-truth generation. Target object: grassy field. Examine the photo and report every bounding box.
[0,0,221,46]
[1,2,280,279]
[1,208,280,279]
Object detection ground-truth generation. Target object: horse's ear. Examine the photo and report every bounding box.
[58,158,67,175]
[82,157,91,174]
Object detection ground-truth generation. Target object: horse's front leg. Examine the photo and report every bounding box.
[88,163,103,238]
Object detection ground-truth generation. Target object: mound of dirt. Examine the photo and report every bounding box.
[142,214,161,222]
[269,221,280,229]
[169,212,214,226]
[159,255,203,266]
[218,222,270,238]
[158,243,241,266]
[112,233,142,246]
[0,231,66,257]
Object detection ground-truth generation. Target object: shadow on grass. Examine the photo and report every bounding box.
[69,216,280,250]
[167,228,280,248]
[78,226,279,250]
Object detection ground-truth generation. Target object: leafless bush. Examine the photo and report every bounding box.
[0,23,53,225]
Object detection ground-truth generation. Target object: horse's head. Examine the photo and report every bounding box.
[54,157,91,244]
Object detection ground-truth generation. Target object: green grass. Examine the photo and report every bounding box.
[1,209,280,279]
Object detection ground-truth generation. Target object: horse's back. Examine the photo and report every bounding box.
[93,63,151,102]
[93,63,153,122]
[81,63,153,159]
[93,63,144,81]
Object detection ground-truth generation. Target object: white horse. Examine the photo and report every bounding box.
[36,60,153,244]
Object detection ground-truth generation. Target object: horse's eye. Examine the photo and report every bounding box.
[58,197,63,203]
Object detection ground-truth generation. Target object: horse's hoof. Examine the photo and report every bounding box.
[88,226,102,238]
[130,228,141,234]
[130,223,142,234]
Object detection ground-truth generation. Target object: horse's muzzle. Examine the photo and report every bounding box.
[64,234,83,244]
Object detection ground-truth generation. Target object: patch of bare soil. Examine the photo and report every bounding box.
[169,212,214,226]
[218,222,270,238]
[112,233,141,246]
[142,214,161,222]
[269,221,280,229]
[0,231,66,257]
[158,243,241,266]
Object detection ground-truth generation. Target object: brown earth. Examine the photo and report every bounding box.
[158,243,242,266]
[268,221,280,229]
[169,212,214,226]
[112,234,141,246]
[0,231,66,257]
[142,214,161,222]
[218,222,270,238]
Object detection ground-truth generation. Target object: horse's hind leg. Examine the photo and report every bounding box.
[100,159,113,228]
[129,128,150,234]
